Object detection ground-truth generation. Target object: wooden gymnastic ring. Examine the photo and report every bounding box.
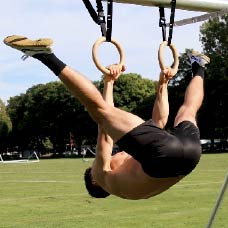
[92,37,125,75]
[158,41,179,76]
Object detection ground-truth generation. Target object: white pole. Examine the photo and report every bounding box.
[206,173,228,228]
[105,0,228,12]
[0,154,3,163]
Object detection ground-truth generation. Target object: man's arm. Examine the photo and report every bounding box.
[152,68,172,129]
[94,76,114,171]
[92,65,125,185]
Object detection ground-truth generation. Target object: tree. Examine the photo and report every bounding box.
[161,15,228,148]
[0,99,12,151]
[6,74,157,154]
[98,73,156,113]
[199,15,228,140]
[7,82,96,154]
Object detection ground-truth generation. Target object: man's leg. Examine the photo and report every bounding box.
[3,35,144,142]
[174,51,210,127]
[58,66,144,142]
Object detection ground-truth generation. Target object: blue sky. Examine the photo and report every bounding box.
[0,1,209,103]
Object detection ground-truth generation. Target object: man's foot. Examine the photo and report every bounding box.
[189,50,210,67]
[3,35,53,59]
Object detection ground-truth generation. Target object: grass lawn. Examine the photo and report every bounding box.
[0,153,227,228]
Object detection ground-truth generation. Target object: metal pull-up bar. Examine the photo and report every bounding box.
[102,0,228,12]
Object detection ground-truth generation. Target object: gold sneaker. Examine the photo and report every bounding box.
[3,35,53,59]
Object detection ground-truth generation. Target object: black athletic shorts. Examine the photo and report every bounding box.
[116,120,201,178]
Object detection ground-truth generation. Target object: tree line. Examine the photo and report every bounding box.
[0,15,227,155]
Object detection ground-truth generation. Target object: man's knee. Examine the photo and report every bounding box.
[92,105,115,125]
[174,106,197,127]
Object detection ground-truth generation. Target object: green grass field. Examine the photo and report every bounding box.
[0,154,227,228]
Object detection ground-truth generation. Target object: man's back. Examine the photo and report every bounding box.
[100,151,184,200]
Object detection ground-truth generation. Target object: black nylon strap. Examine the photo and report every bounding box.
[159,7,166,42]
[96,0,106,37]
[168,0,176,45]
[82,0,113,42]
[106,0,113,42]
[82,0,99,24]
[159,0,176,46]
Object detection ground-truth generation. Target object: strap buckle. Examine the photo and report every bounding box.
[159,0,176,46]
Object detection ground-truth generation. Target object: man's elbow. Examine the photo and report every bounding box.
[94,169,111,188]
[93,163,111,182]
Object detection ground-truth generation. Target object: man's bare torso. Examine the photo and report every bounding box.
[105,151,184,200]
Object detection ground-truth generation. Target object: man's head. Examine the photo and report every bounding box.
[84,167,110,198]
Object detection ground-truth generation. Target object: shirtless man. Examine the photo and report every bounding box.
[4,35,210,200]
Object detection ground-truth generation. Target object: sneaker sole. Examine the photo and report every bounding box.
[4,35,53,49]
